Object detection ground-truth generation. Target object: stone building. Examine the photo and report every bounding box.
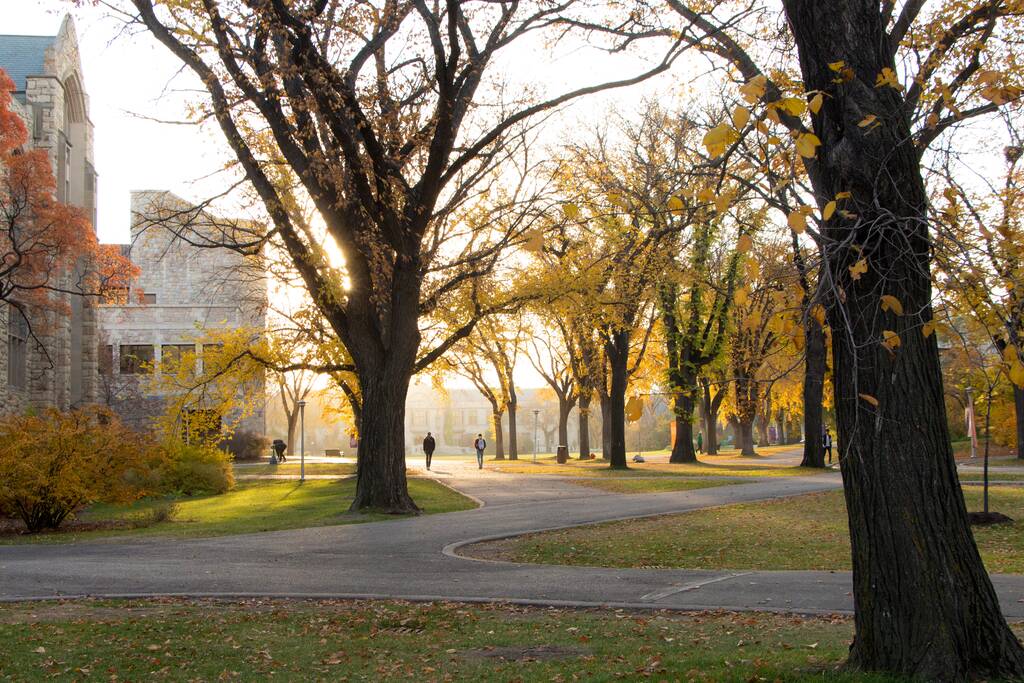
[0,17,100,414]
[97,191,267,435]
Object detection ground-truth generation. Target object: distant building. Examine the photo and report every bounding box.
[0,17,100,413]
[97,191,267,435]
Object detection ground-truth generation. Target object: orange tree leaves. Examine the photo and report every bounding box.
[0,69,135,314]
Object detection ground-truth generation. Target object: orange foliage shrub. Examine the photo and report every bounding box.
[0,407,165,532]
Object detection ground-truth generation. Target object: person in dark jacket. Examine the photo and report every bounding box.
[423,432,436,470]
[272,438,287,463]
[473,434,486,469]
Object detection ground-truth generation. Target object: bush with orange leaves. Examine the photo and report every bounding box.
[0,406,166,532]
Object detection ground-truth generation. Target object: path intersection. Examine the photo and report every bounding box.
[2,452,1022,619]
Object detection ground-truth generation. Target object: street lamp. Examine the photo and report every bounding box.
[965,386,977,461]
[297,399,307,482]
[532,409,540,463]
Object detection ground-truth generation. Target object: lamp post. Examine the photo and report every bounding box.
[298,399,306,482]
[532,409,540,463]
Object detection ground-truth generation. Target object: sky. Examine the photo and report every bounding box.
[6,0,689,390]
[5,0,688,244]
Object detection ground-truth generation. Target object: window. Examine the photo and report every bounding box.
[7,306,27,388]
[119,344,154,374]
[64,142,71,202]
[140,293,156,305]
[98,344,113,375]
[161,344,195,371]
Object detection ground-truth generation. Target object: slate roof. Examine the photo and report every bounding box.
[0,34,54,93]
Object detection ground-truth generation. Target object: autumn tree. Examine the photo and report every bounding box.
[635,0,1024,676]
[935,115,1024,459]
[125,0,703,512]
[0,69,133,327]
[726,239,798,455]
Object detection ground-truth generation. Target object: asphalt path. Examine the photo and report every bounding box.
[1,457,1022,618]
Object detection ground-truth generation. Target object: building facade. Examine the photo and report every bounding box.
[97,191,267,435]
[0,17,100,414]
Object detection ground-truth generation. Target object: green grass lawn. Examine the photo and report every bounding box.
[493,454,822,479]
[233,462,356,476]
[0,598,915,682]
[1,479,475,545]
[467,488,1024,573]
[959,472,1024,481]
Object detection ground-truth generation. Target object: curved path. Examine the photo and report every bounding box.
[1,461,1022,618]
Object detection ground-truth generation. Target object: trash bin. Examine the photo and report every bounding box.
[556,445,569,464]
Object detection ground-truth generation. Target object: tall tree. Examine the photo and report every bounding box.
[935,116,1024,459]
[652,0,1024,676]
[129,0,690,512]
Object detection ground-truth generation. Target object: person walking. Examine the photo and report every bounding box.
[696,431,703,454]
[823,428,833,464]
[473,433,487,469]
[422,432,436,470]
[272,438,287,463]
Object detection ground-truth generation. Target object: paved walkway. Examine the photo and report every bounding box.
[2,460,1023,618]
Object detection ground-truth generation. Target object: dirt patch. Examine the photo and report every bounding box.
[456,538,520,563]
[968,511,1014,526]
[460,644,588,662]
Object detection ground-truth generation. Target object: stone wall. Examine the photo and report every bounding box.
[97,191,268,437]
[0,16,98,416]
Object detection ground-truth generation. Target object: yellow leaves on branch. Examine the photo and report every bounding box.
[739,75,767,105]
[563,203,580,220]
[703,123,740,158]
[848,258,868,281]
[734,286,750,306]
[879,295,903,315]
[978,69,1023,106]
[874,67,903,91]
[667,195,684,215]
[788,206,813,233]
[811,304,826,327]
[794,132,822,158]
[823,201,837,221]
[736,234,754,254]
[524,230,544,253]
[859,393,880,407]
[858,114,879,130]
[809,93,824,115]
[732,105,751,130]
[1010,362,1024,388]
[881,330,901,353]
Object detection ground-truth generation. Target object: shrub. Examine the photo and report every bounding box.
[0,407,165,533]
[220,430,270,461]
[160,440,234,495]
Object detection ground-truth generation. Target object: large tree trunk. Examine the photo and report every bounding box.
[557,397,575,449]
[701,378,721,455]
[350,367,418,513]
[669,392,698,463]
[800,315,827,467]
[734,374,758,456]
[507,392,519,460]
[783,2,1024,677]
[285,410,298,455]
[1014,385,1024,460]
[578,393,591,458]
[605,330,629,469]
[737,418,755,457]
[756,417,769,448]
[600,392,612,460]
[493,411,505,460]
